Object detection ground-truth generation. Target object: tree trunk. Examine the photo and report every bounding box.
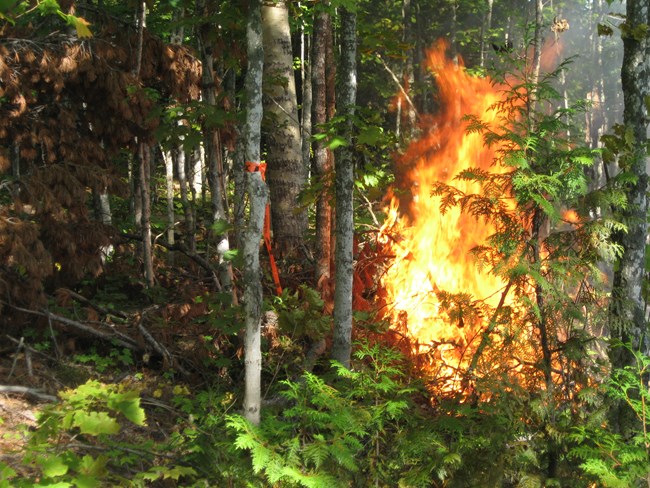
[331,6,357,369]
[301,35,312,178]
[312,9,333,286]
[242,0,266,426]
[199,14,235,296]
[161,148,175,260]
[609,0,650,365]
[140,144,154,289]
[176,146,196,252]
[479,0,494,67]
[261,0,307,257]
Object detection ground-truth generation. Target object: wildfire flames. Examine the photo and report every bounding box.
[378,41,516,388]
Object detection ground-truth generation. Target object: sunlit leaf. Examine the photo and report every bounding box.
[73,411,120,435]
[40,455,69,477]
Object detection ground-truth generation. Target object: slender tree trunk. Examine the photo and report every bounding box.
[531,0,543,90]
[243,0,266,426]
[479,0,494,67]
[331,5,357,369]
[233,133,246,250]
[11,142,19,177]
[301,35,312,179]
[162,147,175,252]
[262,0,307,257]
[176,146,196,252]
[312,9,333,286]
[199,17,235,296]
[140,144,154,288]
[132,0,153,288]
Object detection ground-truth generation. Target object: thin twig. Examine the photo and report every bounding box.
[376,53,419,119]
[7,336,24,379]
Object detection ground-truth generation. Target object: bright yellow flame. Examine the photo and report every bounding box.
[378,41,513,385]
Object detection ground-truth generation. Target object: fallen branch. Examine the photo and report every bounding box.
[0,385,57,402]
[1,302,139,351]
[137,309,189,376]
[59,288,128,319]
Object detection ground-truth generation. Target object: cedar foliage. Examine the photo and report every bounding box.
[0,10,201,316]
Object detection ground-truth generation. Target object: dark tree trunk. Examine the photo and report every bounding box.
[331,6,357,369]
[608,0,650,437]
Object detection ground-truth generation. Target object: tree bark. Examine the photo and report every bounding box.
[176,145,196,252]
[609,0,650,363]
[198,10,235,296]
[242,0,266,426]
[162,148,175,246]
[301,35,312,181]
[262,1,307,256]
[312,9,333,286]
[139,144,154,289]
[331,5,357,369]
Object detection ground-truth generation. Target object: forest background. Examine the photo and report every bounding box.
[0,0,649,486]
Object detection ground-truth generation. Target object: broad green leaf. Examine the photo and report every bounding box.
[327,136,347,150]
[78,455,108,477]
[69,16,93,38]
[73,411,120,435]
[0,462,16,481]
[40,455,69,477]
[211,219,232,235]
[357,125,383,146]
[71,475,100,488]
[107,391,145,426]
[162,466,197,480]
[37,0,60,16]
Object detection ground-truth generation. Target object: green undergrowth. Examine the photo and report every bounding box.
[1,342,648,487]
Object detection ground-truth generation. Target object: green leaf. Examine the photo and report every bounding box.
[107,391,145,426]
[0,462,16,481]
[77,454,108,477]
[70,475,100,488]
[357,125,384,146]
[73,411,120,435]
[70,16,93,39]
[40,455,69,477]
[37,0,60,16]
[161,465,197,480]
[211,219,232,235]
[327,136,347,150]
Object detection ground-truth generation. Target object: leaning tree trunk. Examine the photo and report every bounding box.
[262,0,307,257]
[331,5,357,369]
[242,0,267,427]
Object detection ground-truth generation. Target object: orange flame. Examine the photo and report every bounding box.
[378,41,515,387]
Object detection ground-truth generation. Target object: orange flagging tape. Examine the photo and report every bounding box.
[245,161,282,296]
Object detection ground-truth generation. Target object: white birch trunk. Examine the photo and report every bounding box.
[243,0,266,426]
